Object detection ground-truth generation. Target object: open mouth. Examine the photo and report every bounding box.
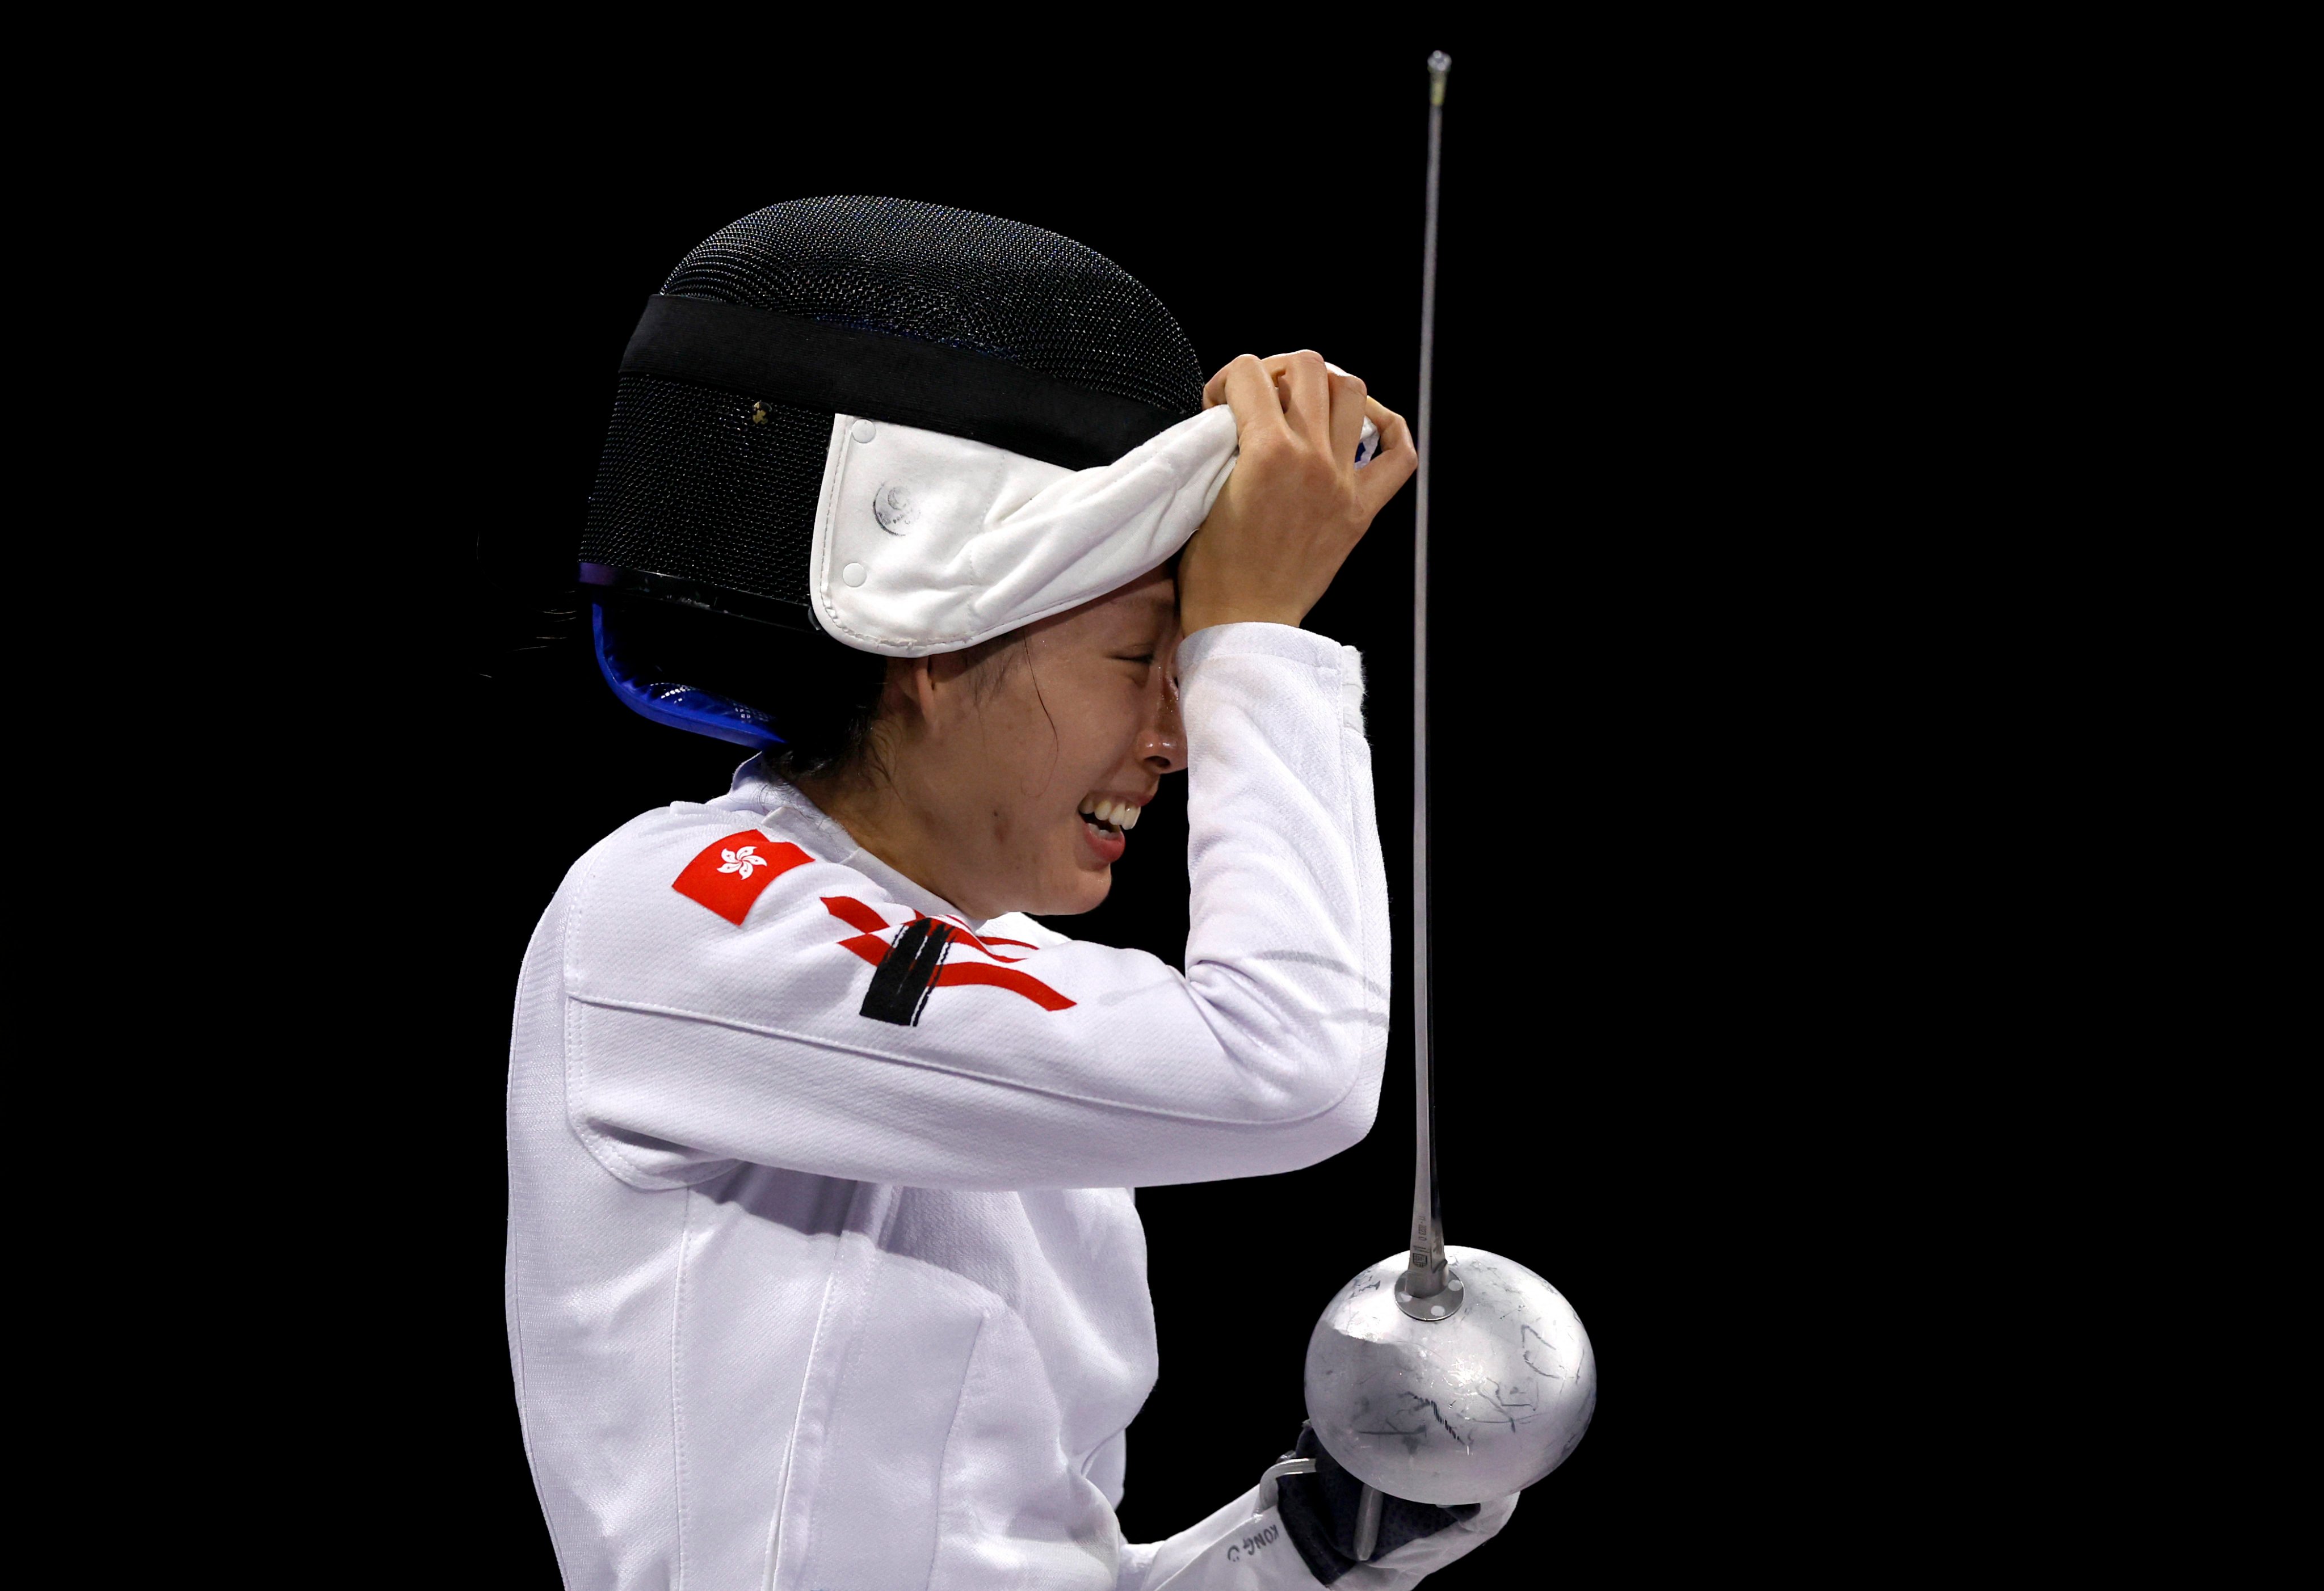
[1078,795,1141,840]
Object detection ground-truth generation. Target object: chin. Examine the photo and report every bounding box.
[1031,867,1113,918]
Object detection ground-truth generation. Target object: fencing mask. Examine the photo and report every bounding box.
[579,195,1374,750]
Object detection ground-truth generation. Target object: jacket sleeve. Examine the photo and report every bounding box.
[550,622,1390,1193]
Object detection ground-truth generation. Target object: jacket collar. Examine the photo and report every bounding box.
[718,755,981,929]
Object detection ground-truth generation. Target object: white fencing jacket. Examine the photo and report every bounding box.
[506,623,1512,1589]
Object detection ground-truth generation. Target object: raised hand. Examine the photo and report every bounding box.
[1177,350,1415,634]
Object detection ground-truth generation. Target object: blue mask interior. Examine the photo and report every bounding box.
[592,603,784,751]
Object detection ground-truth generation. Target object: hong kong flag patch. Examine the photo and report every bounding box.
[671,832,813,925]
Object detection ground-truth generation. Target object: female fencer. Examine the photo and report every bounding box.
[505,196,1520,1588]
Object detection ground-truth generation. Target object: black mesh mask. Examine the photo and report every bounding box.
[580,197,1204,752]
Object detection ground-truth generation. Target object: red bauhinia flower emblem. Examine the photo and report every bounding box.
[671,832,813,925]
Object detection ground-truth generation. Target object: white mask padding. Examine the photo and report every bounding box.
[809,407,1380,657]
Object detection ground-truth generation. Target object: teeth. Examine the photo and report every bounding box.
[1078,797,1141,832]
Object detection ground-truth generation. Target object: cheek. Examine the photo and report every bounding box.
[959,668,1144,851]
[1061,690,1146,788]
[1026,681,1139,776]
[957,689,1078,839]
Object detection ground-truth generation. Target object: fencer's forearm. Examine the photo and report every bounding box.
[1116,1483,1518,1590]
[1116,1484,1268,1590]
[1176,622,1391,1170]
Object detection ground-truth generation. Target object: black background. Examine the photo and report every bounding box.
[344,27,1947,1586]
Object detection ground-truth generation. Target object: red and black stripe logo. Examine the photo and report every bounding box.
[860,916,955,1026]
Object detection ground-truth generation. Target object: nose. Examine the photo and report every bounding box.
[1141,670,1186,775]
